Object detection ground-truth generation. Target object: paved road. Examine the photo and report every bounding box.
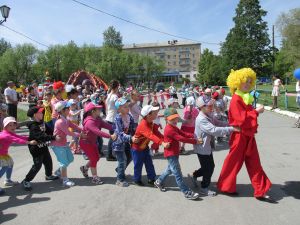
[1,110,300,225]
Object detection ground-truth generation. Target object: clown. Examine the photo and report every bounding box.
[217,68,276,203]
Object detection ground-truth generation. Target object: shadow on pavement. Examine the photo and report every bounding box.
[0,193,50,224]
[281,181,300,199]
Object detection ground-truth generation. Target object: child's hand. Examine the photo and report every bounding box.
[162,142,170,148]
[132,136,139,143]
[28,140,37,145]
[80,133,87,139]
[55,136,62,141]
[255,105,264,114]
[233,126,241,132]
[111,133,117,141]
[196,138,203,144]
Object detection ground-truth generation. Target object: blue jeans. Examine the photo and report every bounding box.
[157,156,189,193]
[115,143,132,181]
[131,148,156,182]
[0,166,13,180]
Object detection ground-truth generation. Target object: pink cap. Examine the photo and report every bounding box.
[84,102,102,113]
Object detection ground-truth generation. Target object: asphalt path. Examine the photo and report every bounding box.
[1,107,300,225]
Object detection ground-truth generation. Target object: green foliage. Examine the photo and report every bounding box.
[0,43,38,87]
[103,26,123,51]
[276,8,300,70]
[197,49,227,85]
[0,38,11,57]
[221,0,271,75]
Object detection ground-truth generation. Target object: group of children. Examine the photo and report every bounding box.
[0,71,276,203]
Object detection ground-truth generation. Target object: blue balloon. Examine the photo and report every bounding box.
[294,68,300,80]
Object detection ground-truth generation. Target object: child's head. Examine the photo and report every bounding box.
[186,96,195,108]
[212,91,219,100]
[0,103,8,117]
[53,89,62,100]
[68,99,78,110]
[44,91,53,101]
[28,86,34,94]
[55,101,70,117]
[3,117,17,132]
[167,98,179,109]
[84,102,102,119]
[227,68,256,94]
[164,108,180,126]
[197,97,214,115]
[131,90,140,102]
[141,105,159,122]
[27,106,44,122]
[115,97,130,115]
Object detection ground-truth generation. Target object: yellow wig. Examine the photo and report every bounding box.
[227,68,256,95]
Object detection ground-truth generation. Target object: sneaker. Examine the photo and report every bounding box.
[83,153,89,160]
[134,180,145,186]
[0,187,5,196]
[4,179,19,187]
[92,176,104,185]
[154,179,167,192]
[80,166,89,178]
[188,174,198,188]
[256,195,278,204]
[63,179,75,187]
[200,188,217,197]
[116,180,129,187]
[22,180,32,191]
[45,175,59,181]
[148,179,155,186]
[185,191,200,200]
[54,169,61,178]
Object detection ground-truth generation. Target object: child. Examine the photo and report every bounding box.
[0,117,37,195]
[67,99,83,154]
[51,101,84,187]
[180,96,199,154]
[27,86,38,108]
[79,102,115,184]
[189,97,238,196]
[159,90,165,109]
[217,68,275,203]
[154,108,202,200]
[43,91,54,135]
[131,105,170,186]
[113,97,138,187]
[0,103,8,131]
[22,107,60,191]
[150,102,163,156]
[146,89,152,105]
[167,98,179,109]
[129,90,141,131]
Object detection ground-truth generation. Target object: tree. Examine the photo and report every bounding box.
[197,49,226,85]
[0,44,38,86]
[276,8,300,68]
[221,0,271,76]
[103,26,123,51]
[0,38,11,57]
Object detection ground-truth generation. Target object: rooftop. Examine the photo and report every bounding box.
[123,40,201,49]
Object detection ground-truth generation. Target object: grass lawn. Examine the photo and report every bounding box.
[17,108,28,122]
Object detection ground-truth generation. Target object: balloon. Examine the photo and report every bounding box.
[294,68,300,80]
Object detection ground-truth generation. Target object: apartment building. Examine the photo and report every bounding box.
[123,40,201,81]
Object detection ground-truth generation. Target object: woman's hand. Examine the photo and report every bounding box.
[255,105,264,114]
[162,142,170,148]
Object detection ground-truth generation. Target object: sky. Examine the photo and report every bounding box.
[0,0,299,54]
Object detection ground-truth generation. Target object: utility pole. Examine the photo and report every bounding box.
[272,25,275,76]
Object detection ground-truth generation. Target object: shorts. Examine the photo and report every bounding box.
[52,146,74,168]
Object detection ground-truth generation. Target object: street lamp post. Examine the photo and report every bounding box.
[0,5,10,25]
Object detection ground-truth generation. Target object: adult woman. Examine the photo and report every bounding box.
[271,75,285,110]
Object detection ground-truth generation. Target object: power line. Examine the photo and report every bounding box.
[70,0,221,46]
[1,24,50,48]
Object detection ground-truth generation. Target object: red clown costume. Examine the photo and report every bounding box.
[217,68,273,201]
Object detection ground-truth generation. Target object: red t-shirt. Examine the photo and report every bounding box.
[163,123,196,157]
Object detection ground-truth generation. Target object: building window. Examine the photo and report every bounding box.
[173,55,176,59]
[193,54,195,58]
[167,55,170,59]
[168,61,171,65]
[193,60,196,64]
[186,75,190,78]
[173,61,176,65]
